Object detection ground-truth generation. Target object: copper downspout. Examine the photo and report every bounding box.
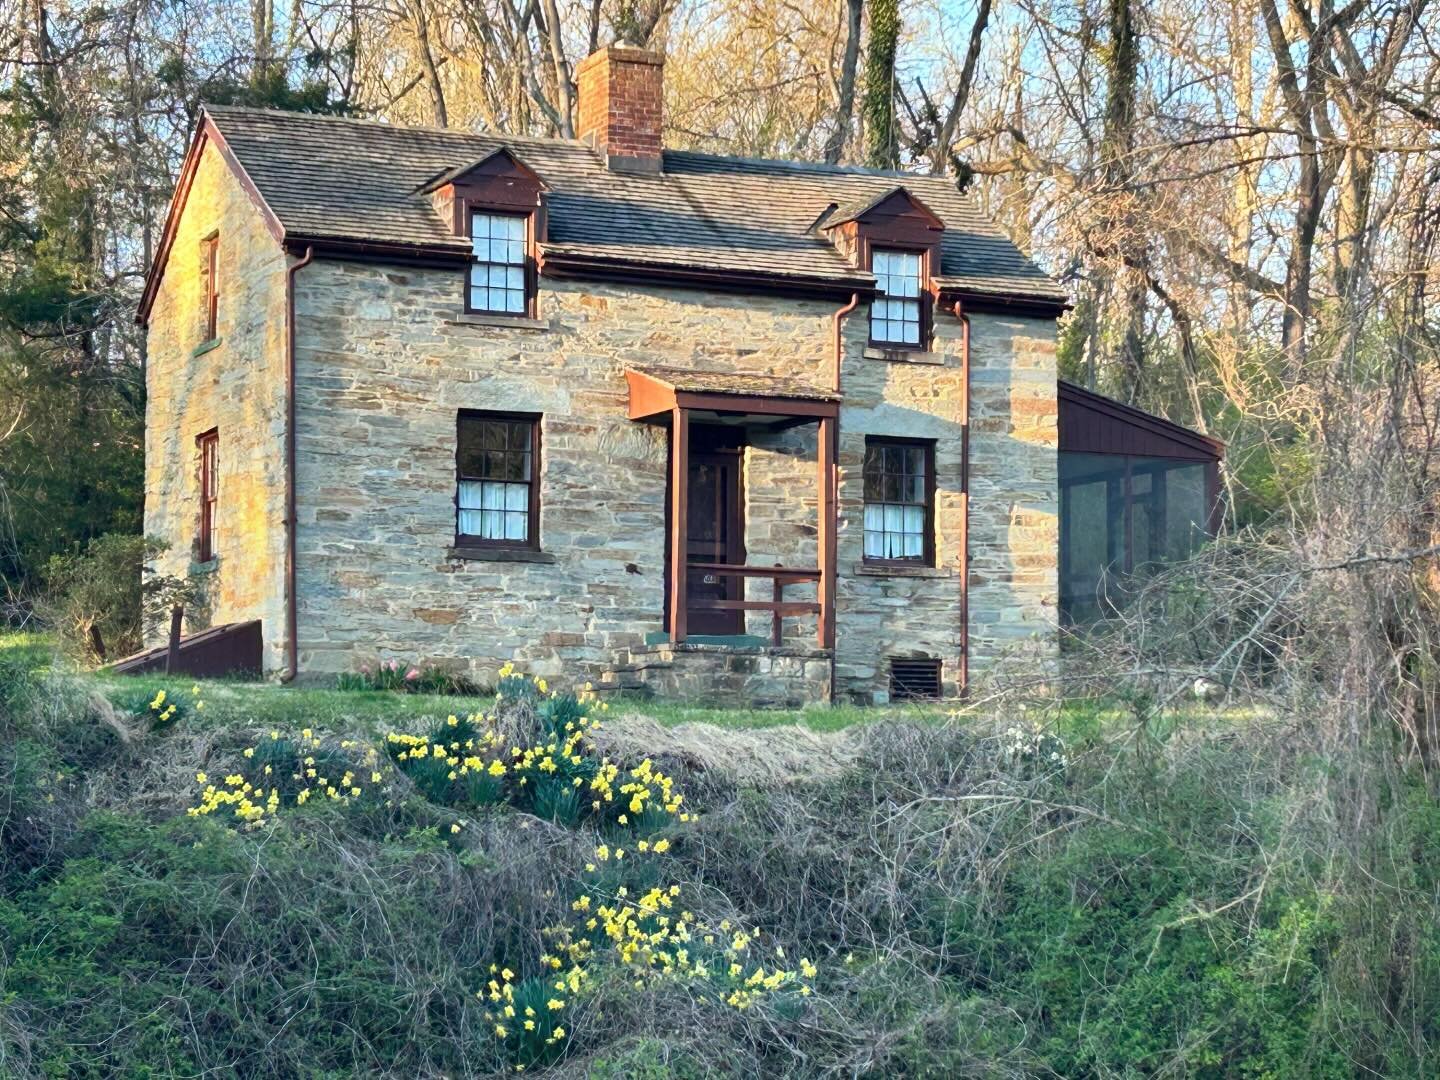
[827,293,860,703]
[282,246,314,683]
[953,300,971,694]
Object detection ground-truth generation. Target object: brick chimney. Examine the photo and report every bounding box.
[575,44,664,173]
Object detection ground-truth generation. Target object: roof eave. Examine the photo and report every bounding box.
[540,248,877,302]
[1058,379,1225,458]
[937,283,1071,319]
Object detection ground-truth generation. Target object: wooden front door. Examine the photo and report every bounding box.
[685,449,744,635]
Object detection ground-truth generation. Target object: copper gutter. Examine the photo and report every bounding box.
[953,300,971,694]
[827,293,860,703]
[281,245,314,682]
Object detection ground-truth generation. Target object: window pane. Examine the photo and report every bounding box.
[504,511,528,540]
[505,482,528,511]
[864,530,883,558]
[481,510,502,538]
[459,508,484,535]
[458,480,484,510]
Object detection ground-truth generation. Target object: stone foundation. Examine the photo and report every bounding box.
[600,642,833,707]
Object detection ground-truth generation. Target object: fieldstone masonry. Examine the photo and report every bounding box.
[144,141,289,670]
[145,145,1060,704]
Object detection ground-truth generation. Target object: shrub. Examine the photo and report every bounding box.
[336,657,486,695]
[40,534,195,665]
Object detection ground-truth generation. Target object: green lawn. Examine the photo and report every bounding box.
[4,632,953,733]
[2,631,1262,738]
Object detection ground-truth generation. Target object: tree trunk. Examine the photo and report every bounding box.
[862,0,900,168]
[823,0,863,164]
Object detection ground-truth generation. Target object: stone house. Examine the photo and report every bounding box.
[138,45,1076,705]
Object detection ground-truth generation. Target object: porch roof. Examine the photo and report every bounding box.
[625,365,840,422]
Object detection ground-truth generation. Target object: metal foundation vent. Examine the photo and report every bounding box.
[889,657,942,701]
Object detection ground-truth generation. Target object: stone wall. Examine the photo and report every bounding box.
[965,314,1061,675]
[143,140,289,668]
[605,642,834,709]
[290,262,1059,699]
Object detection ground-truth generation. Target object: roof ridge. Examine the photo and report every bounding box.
[664,148,953,182]
[201,104,963,184]
[201,103,589,152]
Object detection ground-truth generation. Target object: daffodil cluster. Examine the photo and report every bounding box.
[146,684,205,729]
[543,842,819,1013]
[189,729,386,828]
[386,713,510,807]
[480,963,578,1069]
[586,756,689,828]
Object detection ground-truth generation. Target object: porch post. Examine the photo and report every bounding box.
[817,414,837,649]
[669,406,689,644]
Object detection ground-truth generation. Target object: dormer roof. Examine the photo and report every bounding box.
[823,185,944,230]
[417,147,550,195]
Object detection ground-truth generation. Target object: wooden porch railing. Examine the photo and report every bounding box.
[686,562,821,647]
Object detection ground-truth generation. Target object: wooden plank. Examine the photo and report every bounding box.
[669,407,689,643]
[627,369,677,420]
[687,561,820,579]
[817,414,837,648]
[166,606,184,674]
[689,599,821,614]
[674,391,838,419]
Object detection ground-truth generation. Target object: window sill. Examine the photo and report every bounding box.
[446,545,555,564]
[192,337,223,357]
[447,313,548,331]
[853,561,951,578]
[189,557,220,575]
[863,346,944,365]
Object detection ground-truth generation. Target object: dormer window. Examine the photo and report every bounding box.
[422,147,548,322]
[871,249,924,347]
[821,186,943,354]
[469,211,531,316]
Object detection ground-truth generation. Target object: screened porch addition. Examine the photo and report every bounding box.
[1057,381,1224,625]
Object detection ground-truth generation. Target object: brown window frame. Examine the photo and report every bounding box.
[202,232,219,341]
[464,209,537,318]
[867,246,932,350]
[862,435,936,566]
[197,428,219,563]
[454,410,542,550]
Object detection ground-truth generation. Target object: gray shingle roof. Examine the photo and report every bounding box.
[204,104,1067,305]
[632,365,840,401]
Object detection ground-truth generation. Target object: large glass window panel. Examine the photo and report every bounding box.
[1060,452,1215,624]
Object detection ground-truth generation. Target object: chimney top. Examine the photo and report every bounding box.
[575,45,665,174]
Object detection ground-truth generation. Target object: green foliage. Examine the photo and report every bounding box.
[41,533,196,664]
[0,812,509,1077]
[336,658,486,695]
[5,643,1440,1078]
[862,0,901,169]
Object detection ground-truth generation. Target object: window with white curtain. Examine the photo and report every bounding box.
[456,412,539,547]
[863,437,933,563]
